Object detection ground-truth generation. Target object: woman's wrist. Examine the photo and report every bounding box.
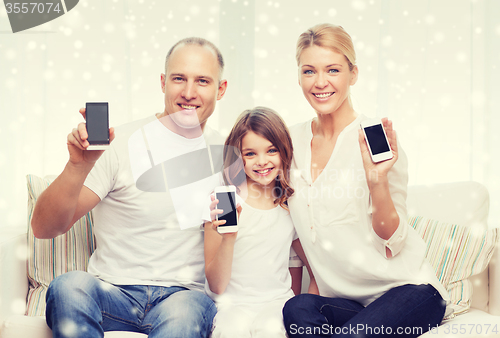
[366,172,389,188]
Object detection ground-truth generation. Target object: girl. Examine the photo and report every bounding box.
[282,24,449,337]
[204,107,313,338]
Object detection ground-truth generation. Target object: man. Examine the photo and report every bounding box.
[31,37,228,338]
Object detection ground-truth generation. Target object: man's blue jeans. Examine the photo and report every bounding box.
[283,284,445,338]
[46,271,216,338]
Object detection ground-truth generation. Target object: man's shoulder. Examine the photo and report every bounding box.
[203,125,224,145]
[110,115,159,151]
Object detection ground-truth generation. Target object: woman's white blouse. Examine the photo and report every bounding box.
[288,115,449,306]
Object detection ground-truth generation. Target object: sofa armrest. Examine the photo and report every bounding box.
[488,229,500,315]
[0,228,28,324]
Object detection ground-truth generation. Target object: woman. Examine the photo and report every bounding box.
[283,23,449,337]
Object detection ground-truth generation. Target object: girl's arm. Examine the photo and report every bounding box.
[289,267,303,295]
[204,220,237,295]
[289,245,303,295]
[292,239,319,295]
[204,196,242,295]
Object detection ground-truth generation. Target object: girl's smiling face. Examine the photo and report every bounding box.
[298,45,358,116]
[241,131,282,188]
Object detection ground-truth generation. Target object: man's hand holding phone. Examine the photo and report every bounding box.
[67,106,115,168]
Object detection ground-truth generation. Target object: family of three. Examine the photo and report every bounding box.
[31,23,449,338]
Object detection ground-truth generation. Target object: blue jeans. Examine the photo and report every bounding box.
[283,284,445,338]
[46,271,216,338]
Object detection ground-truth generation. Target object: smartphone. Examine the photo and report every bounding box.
[214,185,238,233]
[360,118,393,163]
[85,102,110,150]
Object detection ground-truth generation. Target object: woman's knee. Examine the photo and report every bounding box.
[390,284,446,316]
[283,294,317,320]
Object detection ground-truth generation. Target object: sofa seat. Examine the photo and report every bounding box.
[1,315,147,338]
[420,308,500,337]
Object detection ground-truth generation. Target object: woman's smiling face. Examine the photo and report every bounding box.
[298,45,358,116]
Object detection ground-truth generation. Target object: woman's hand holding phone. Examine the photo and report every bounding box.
[358,117,398,185]
[359,118,401,246]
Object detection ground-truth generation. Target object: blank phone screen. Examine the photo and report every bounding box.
[86,103,109,145]
[216,191,237,226]
[364,124,390,154]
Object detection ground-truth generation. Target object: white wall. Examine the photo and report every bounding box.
[1,0,499,229]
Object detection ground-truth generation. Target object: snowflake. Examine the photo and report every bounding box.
[60,319,78,337]
[74,40,83,49]
[104,23,115,33]
[352,0,366,11]
[322,240,333,251]
[268,25,278,36]
[382,36,392,47]
[5,49,17,60]
[26,41,37,51]
[424,15,435,25]
[456,52,467,63]
[434,32,445,43]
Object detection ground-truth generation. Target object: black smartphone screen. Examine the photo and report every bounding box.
[86,103,109,145]
[216,191,237,226]
[364,124,390,155]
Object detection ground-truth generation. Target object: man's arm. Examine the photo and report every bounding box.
[31,108,114,239]
[31,169,100,239]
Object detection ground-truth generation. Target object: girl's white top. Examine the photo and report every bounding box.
[206,195,296,309]
[288,115,449,307]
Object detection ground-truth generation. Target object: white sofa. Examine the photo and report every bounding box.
[408,182,500,337]
[1,181,499,337]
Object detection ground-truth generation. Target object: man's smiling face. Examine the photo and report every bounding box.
[160,43,226,135]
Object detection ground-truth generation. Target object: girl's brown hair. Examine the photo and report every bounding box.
[296,23,356,71]
[223,107,294,210]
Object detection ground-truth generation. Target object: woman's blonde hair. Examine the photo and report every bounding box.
[296,23,356,71]
[223,107,294,210]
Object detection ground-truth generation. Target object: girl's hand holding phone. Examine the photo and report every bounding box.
[209,194,242,236]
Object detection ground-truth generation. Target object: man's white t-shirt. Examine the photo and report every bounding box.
[84,115,223,290]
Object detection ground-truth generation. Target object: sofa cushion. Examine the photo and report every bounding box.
[26,175,96,316]
[409,215,499,317]
[407,181,492,312]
